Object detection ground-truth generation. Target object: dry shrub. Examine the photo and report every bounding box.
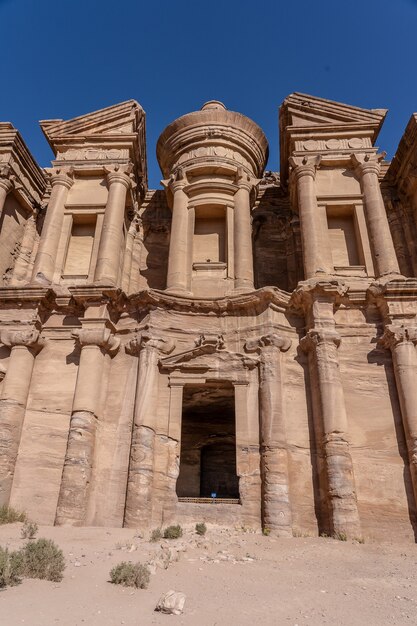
[0,505,26,525]
[20,538,65,582]
[163,525,183,539]
[195,522,207,536]
[21,520,38,540]
[109,561,150,589]
[0,546,23,587]
[150,528,162,542]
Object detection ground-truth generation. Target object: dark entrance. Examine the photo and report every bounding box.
[176,382,239,499]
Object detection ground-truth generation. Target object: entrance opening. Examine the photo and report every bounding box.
[176,381,239,500]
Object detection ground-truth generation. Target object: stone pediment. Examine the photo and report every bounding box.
[159,334,258,373]
[280,93,387,184]
[40,100,144,145]
[40,100,148,192]
[280,92,387,132]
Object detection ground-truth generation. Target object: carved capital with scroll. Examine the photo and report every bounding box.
[72,326,120,356]
[289,155,321,181]
[379,324,417,350]
[245,333,292,353]
[300,328,341,353]
[126,331,175,356]
[1,327,45,354]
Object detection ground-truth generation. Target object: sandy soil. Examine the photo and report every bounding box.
[0,523,417,626]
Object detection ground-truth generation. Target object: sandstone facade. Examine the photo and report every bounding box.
[1,94,417,540]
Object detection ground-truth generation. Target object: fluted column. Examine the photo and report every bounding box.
[0,328,44,505]
[245,333,292,536]
[55,325,119,526]
[124,332,174,528]
[32,168,74,284]
[166,179,190,293]
[233,170,255,292]
[289,155,333,279]
[352,153,400,278]
[302,329,361,537]
[94,167,131,285]
[0,167,13,218]
[380,324,417,509]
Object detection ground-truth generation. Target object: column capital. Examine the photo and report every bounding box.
[105,166,132,190]
[49,167,75,190]
[0,164,14,194]
[300,328,341,352]
[379,324,417,350]
[72,326,120,355]
[350,152,384,177]
[289,155,321,181]
[126,331,175,356]
[1,327,45,353]
[234,167,259,192]
[245,333,292,353]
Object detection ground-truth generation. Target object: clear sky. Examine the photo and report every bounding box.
[1,0,417,188]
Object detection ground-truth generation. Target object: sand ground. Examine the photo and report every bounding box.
[0,523,416,626]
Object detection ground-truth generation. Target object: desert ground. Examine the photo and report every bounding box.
[0,523,417,626]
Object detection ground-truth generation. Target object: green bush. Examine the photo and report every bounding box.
[21,538,65,582]
[0,546,23,587]
[0,505,26,525]
[334,531,348,542]
[195,522,207,536]
[109,561,150,589]
[150,528,162,542]
[163,525,183,539]
[21,520,38,540]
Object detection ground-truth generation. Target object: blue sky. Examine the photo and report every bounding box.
[1,0,417,188]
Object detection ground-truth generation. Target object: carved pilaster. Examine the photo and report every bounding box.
[55,324,119,526]
[0,327,45,506]
[0,164,14,217]
[124,331,175,528]
[380,323,417,513]
[301,327,361,537]
[245,333,292,536]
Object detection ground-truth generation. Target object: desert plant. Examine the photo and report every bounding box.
[0,546,23,587]
[195,522,207,536]
[20,538,65,582]
[109,561,150,589]
[150,528,162,542]
[21,520,38,540]
[0,505,26,525]
[333,531,348,542]
[163,524,183,539]
[262,527,271,536]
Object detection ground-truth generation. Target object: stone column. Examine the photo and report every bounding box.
[0,167,13,219]
[55,325,119,526]
[233,170,255,292]
[352,153,400,278]
[289,155,333,279]
[380,324,417,508]
[32,168,74,284]
[94,168,131,286]
[0,328,44,505]
[245,333,293,536]
[124,333,174,528]
[302,329,361,537]
[166,179,190,293]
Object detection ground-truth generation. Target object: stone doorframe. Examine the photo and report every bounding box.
[159,334,262,527]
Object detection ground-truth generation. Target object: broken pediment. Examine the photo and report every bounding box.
[281,92,387,131]
[279,93,388,184]
[39,100,147,189]
[40,100,144,145]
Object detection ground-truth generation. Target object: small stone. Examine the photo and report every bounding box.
[155,590,186,615]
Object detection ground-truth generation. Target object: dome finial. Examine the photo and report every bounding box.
[201,100,227,111]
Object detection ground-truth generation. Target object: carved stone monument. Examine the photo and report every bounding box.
[1,94,417,540]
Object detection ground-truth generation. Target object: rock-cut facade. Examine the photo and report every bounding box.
[1,94,417,540]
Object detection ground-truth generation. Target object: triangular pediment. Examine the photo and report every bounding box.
[281,92,387,131]
[40,100,145,147]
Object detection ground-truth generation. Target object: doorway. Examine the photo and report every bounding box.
[176,381,239,499]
